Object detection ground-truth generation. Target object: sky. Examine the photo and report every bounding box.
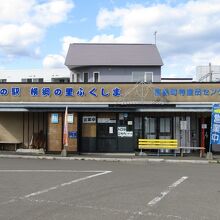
[0,0,220,78]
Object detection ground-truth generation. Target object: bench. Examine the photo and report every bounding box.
[138,139,205,157]
[0,141,22,151]
[138,139,178,156]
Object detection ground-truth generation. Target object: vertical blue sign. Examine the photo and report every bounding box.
[210,104,220,144]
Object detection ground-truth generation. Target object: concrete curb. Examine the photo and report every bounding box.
[0,154,216,164]
[208,159,220,164]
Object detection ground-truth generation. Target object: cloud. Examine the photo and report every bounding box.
[62,36,87,55]
[42,34,120,68]
[44,0,220,77]
[42,36,87,68]
[43,54,65,68]
[0,0,34,23]
[0,0,74,60]
[94,0,220,77]
[97,7,127,30]
[32,0,74,27]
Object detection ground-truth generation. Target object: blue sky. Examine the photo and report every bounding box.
[0,0,220,78]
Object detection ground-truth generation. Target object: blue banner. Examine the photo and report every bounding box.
[210,104,220,144]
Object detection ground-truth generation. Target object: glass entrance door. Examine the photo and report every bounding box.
[117,113,134,152]
[159,117,172,153]
[97,123,117,152]
[159,117,172,139]
[144,117,157,138]
[96,113,117,152]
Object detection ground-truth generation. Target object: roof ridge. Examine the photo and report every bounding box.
[70,43,155,46]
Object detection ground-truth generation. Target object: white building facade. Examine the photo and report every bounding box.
[0,68,70,83]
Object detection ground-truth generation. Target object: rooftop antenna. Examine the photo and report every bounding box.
[154,31,157,45]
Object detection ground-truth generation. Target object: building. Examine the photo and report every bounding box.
[0,43,219,153]
[196,63,220,82]
[161,78,193,82]
[66,43,163,83]
[0,68,70,83]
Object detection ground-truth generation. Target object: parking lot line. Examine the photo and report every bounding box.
[147,176,188,207]
[0,170,112,205]
[19,170,111,199]
[0,170,110,173]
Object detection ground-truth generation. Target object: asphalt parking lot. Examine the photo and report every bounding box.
[0,158,220,220]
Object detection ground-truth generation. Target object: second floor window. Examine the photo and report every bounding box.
[132,72,153,83]
[93,72,100,82]
[83,72,88,82]
[76,73,80,82]
[72,73,80,82]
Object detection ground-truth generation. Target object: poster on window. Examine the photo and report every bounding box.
[109,126,114,134]
[68,113,74,123]
[210,104,220,144]
[51,113,59,124]
[117,127,133,137]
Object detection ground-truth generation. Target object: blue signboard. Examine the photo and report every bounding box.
[210,104,220,144]
[69,131,77,138]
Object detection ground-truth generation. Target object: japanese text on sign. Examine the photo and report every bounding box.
[154,88,220,97]
[0,87,122,97]
[210,104,220,144]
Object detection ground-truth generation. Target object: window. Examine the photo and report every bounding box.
[72,73,80,82]
[145,72,153,82]
[76,73,80,82]
[83,72,88,83]
[118,113,133,132]
[159,117,172,139]
[160,118,171,133]
[22,77,44,83]
[33,78,44,83]
[0,79,7,83]
[51,78,70,83]
[134,116,142,138]
[21,78,44,83]
[132,72,153,83]
[72,74,75,82]
[93,72,100,82]
[21,78,32,82]
[144,117,156,139]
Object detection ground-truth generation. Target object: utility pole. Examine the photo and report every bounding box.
[154,31,157,45]
[209,62,212,82]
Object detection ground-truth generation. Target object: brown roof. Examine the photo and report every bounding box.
[65,43,163,69]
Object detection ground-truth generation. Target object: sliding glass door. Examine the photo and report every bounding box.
[144,117,157,139]
[144,117,172,139]
[159,117,172,139]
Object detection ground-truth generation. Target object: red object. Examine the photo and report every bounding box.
[201,117,205,156]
